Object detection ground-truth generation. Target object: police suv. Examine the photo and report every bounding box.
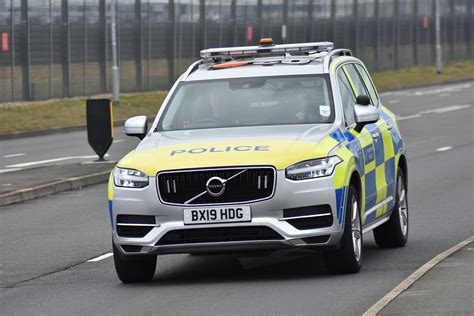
[109,39,408,283]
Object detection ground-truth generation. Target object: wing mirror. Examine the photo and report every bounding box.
[124,115,148,140]
[354,95,379,125]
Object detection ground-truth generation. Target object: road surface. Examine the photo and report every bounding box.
[1,81,473,315]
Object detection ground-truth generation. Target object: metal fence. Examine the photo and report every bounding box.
[0,0,472,103]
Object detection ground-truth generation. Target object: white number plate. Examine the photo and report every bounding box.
[183,206,251,225]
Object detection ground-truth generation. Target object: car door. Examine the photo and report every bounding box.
[339,63,393,224]
[355,64,398,214]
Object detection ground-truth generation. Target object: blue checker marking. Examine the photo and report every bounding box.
[343,131,356,141]
[364,170,377,210]
[385,157,396,191]
[330,130,345,142]
[347,139,364,173]
[371,126,385,166]
[363,144,375,164]
[108,200,114,228]
[335,187,348,226]
[365,209,377,222]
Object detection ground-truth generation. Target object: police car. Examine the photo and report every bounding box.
[109,39,408,283]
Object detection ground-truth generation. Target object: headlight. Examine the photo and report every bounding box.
[286,156,342,180]
[113,167,149,188]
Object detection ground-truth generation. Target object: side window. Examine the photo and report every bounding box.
[356,64,380,107]
[343,64,369,100]
[337,68,356,127]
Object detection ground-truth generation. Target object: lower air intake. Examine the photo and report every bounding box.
[156,226,283,246]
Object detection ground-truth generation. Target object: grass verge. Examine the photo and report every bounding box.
[0,60,473,134]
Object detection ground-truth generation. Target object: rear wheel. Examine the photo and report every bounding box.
[324,185,362,274]
[113,243,156,283]
[373,167,408,248]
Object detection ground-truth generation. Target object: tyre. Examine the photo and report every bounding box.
[113,242,157,283]
[324,184,362,274]
[373,167,408,248]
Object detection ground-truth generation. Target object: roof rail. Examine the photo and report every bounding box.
[200,41,334,62]
[323,48,352,71]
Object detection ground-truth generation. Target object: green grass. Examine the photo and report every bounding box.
[0,92,167,134]
[1,60,473,134]
[371,60,474,91]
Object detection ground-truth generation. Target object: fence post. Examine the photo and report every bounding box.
[449,0,454,60]
[61,0,71,97]
[98,0,108,92]
[230,0,237,46]
[49,0,53,98]
[20,0,31,100]
[199,0,206,50]
[374,0,380,70]
[83,0,87,95]
[306,0,314,42]
[330,0,336,44]
[413,0,418,66]
[282,0,288,43]
[10,0,16,101]
[393,0,399,70]
[353,0,359,55]
[256,0,263,38]
[467,0,473,58]
[135,0,143,91]
[167,0,175,86]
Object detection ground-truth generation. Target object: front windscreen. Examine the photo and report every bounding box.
[158,75,334,131]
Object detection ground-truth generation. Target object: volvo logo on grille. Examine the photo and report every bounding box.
[206,177,227,197]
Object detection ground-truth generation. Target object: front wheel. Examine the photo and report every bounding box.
[324,185,362,274]
[113,243,156,283]
[373,167,409,248]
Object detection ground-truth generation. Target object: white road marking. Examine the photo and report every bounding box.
[382,83,472,97]
[87,252,113,262]
[397,114,422,121]
[397,104,471,121]
[113,139,125,143]
[5,154,110,168]
[436,146,452,152]
[363,235,474,316]
[2,153,26,158]
[0,168,21,174]
[420,104,471,114]
[2,183,13,186]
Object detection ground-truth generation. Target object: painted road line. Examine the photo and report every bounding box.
[436,146,453,152]
[397,114,422,121]
[2,153,26,158]
[420,104,471,114]
[363,235,474,316]
[113,139,125,143]
[87,252,113,262]
[5,154,110,168]
[0,168,22,174]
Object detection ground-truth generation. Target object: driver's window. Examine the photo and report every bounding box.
[337,68,356,127]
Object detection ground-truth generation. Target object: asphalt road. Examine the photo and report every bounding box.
[1,81,473,315]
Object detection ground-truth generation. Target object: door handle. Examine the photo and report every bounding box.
[387,123,393,130]
[371,132,380,139]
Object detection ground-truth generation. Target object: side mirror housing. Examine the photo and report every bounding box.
[124,115,148,140]
[354,104,379,125]
[356,94,371,106]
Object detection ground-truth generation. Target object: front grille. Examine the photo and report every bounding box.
[157,167,275,205]
[156,226,283,246]
[284,205,333,230]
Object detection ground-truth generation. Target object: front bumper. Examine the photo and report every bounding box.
[111,170,344,255]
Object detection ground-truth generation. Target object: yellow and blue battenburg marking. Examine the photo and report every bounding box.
[108,172,114,228]
[330,107,405,227]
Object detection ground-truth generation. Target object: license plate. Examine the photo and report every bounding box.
[183,206,251,225]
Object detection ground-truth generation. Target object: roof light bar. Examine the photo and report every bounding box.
[200,41,334,59]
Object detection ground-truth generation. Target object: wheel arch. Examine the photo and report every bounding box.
[398,154,408,186]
